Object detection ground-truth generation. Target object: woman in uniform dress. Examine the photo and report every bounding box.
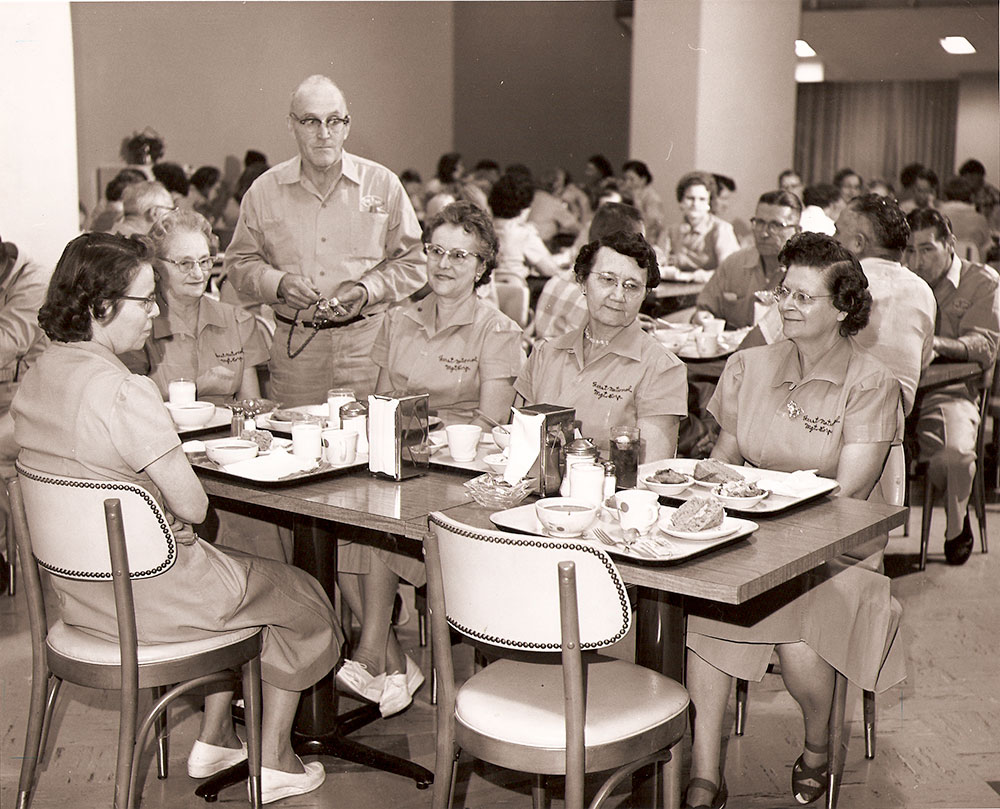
[682,232,905,809]
[515,230,687,461]
[336,202,524,718]
[666,171,740,271]
[12,233,339,803]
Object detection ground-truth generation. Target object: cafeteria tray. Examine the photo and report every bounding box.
[189,449,368,488]
[637,458,837,514]
[490,503,756,565]
[429,434,500,474]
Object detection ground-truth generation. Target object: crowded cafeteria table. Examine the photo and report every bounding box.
[194,454,906,808]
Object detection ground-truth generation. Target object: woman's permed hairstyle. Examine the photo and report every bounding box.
[146,209,220,277]
[39,233,154,342]
[488,173,534,219]
[424,201,499,288]
[574,230,660,290]
[778,231,871,337]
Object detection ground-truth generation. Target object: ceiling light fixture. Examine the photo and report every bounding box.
[795,62,825,83]
[795,39,817,58]
[940,36,976,55]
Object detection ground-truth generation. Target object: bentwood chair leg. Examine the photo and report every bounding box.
[973,461,988,554]
[532,773,550,809]
[415,584,428,647]
[863,689,876,759]
[734,678,748,735]
[152,686,169,779]
[243,655,263,809]
[826,672,849,809]
[919,480,935,571]
[16,668,53,809]
[115,680,139,809]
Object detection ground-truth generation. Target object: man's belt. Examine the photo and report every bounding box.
[273,311,366,330]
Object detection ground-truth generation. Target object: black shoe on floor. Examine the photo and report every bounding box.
[944,514,974,566]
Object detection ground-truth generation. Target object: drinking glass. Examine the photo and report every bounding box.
[609,426,641,488]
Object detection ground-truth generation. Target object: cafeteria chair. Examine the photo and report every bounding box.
[494,278,532,329]
[11,464,264,809]
[425,512,689,809]
[733,444,906,808]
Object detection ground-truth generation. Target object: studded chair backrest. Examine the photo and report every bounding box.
[427,512,631,651]
[16,463,177,581]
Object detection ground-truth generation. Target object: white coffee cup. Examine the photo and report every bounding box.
[168,378,196,404]
[291,422,322,460]
[695,332,719,356]
[445,424,482,462]
[702,318,725,336]
[322,428,358,466]
[615,489,660,536]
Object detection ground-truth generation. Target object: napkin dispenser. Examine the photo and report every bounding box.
[367,393,430,481]
[519,403,576,496]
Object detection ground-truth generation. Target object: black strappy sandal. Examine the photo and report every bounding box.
[792,739,829,804]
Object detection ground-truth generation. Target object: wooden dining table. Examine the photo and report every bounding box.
[193,459,906,808]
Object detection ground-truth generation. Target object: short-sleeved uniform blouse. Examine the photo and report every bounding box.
[372,292,525,425]
[142,295,268,405]
[11,341,339,691]
[514,319,687,449]
[708,338,901,477]
[666,213,740,272]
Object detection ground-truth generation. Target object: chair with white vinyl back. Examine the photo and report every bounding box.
[494,278,532,329]
[425,511,689,809]
[11,463,264,809]
[733,444,905,809]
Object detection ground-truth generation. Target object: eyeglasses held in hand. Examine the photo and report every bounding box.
[159,256,215,274]
[592,273,647,298]
[423,243,483,265]
[772,285,833,306]
[288,113,350,133]
[751,217,798,233]
[119,294,157,313]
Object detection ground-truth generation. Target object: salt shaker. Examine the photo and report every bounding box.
[340,400,369,455]
[602,461,617,501]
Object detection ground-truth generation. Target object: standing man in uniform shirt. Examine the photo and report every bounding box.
[905,208,1000,565]
[226,75,425,405]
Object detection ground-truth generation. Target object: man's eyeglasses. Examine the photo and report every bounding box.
[592,273,647,298]
[751,217,798,234]
[772,285,833,306]
[159,256,215,274]
[119,294,157,313]
[288,113,350,134]
[423,243,483,266]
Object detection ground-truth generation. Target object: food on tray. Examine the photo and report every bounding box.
[270,408,324,425]
[669,497,725,532]
[716,479,765,498]
[240,428,274,451]
[650,467,689,484]
[693,458,744,484]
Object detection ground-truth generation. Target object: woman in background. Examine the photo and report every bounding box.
[666,171,740,271]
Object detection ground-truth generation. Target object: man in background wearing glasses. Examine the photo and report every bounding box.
[694,189,803,329]
[110,181,175,238]
[226,74,425,405]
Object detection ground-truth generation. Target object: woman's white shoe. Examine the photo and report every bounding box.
[256,757,326,805]
[187,739,248,779]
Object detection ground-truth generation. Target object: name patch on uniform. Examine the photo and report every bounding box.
[592,381,633,401]
[215,349,244,365]
[439,354,476,373]
[949,298,973,314]
[802,414,840,435]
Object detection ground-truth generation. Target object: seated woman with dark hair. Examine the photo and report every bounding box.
[515,230,687,460]
[11,233,340,803]
[666,171,740,271]
[622,159,666,246]
[683,232,905,809]
[336,202,524,718]
[490,173,562,283]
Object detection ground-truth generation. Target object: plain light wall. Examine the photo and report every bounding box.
[71,1,454,207]
[1,2,80,269]
[452,1,631,183]
[631,0,800,227]
[955,72,1000,181]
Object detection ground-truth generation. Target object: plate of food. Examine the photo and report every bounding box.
[642,466,693,496]
[689,458,744,488]
[659,497,741,541]
[262,405,328,432]
[712,480,769,508]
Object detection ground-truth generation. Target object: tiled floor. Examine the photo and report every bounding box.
[2,497,1000,808]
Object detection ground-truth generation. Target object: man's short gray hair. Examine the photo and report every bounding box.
[122,181,171,216]
[290,75,346,111]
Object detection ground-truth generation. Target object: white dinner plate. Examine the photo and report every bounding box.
[658,513,741,542]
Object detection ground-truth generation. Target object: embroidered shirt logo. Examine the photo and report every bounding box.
[593,382,633,401]
[786,399,839,435]
[215,349,244,365]
[361,195,386,214]
[439,354,476,373]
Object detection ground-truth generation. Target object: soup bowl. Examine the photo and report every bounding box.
[534,497,599,537]
[205,438,259,466]
[164,400,216,429]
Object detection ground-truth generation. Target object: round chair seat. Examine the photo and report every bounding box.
[455,654,689,749]
[47,620,261,666]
